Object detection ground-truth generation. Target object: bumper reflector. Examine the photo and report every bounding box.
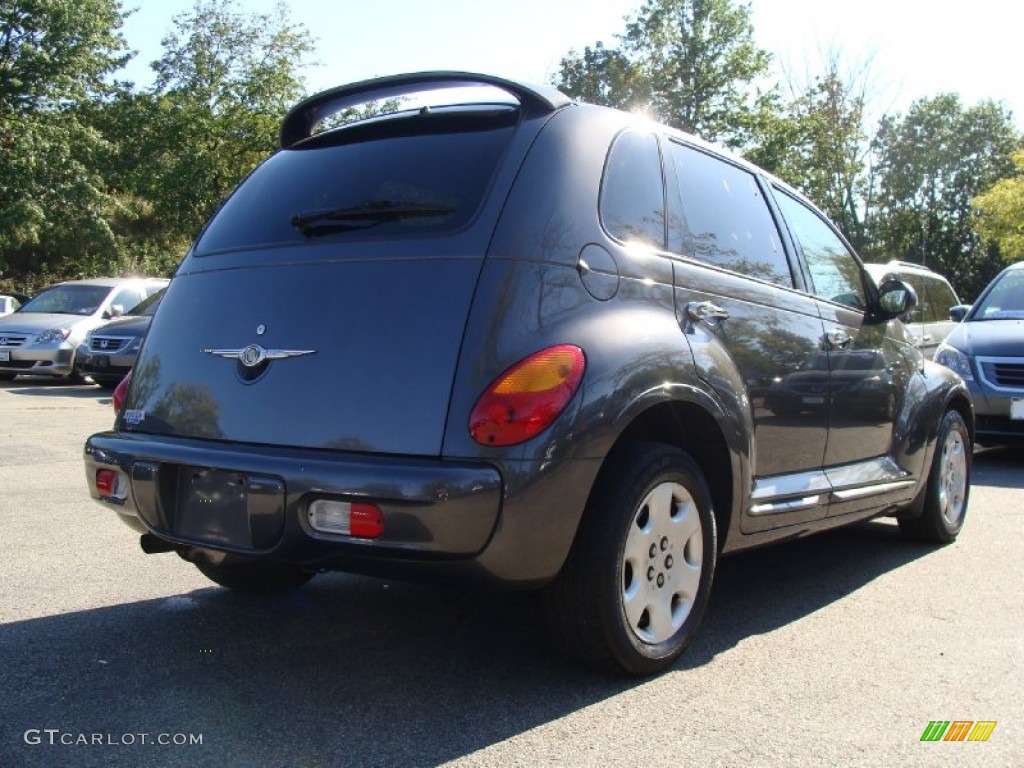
[307,500,384,539]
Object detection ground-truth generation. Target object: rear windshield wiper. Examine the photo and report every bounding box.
[290,200,456,235]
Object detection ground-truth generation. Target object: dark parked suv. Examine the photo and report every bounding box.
[84,73,973,675]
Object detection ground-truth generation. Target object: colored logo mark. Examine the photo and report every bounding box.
[920,721,997,742]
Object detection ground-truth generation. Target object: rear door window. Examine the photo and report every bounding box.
[196,109,518,254]
[924,276,959,321]
[666,142,791,286]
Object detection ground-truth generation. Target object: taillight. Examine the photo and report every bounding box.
[112,370,131,414]
[470,345,585,446]
[95,468,127,499]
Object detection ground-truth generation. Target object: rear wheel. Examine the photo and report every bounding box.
[899,409,971,543]
[546,442,717,676]
[0,373,15,382]
[195,560,315,594]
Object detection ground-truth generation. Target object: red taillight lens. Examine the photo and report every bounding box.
[348,502,385,538]
[112,370,132,414]
[470,345,585,446]
[96,469,118,496]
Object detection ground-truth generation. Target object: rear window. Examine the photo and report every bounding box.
[195,109,518,255]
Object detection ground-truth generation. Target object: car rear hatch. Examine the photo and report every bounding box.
[119,75,569,457]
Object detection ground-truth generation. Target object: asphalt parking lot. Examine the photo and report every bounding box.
[0,379,1021,767]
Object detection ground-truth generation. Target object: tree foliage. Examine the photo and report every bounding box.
[131,0,315,255]
[973,150,1024,262]
[0,0,130,286]
[0,0,315,291]
[553,42,648,112]
[747,58,870,249]
[0,0,130,113]
[553,0,772,146]
[0,0,1021,302]
[871,95,1019,297]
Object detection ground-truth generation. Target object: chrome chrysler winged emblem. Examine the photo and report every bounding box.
[203,344,315,368]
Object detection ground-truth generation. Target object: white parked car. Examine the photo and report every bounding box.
[0,278,167,382]
[864,261,962,359]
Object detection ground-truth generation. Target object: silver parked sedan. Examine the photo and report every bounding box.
[75,288,165,388]
[935,261,1024,445]
[0,277,167,383]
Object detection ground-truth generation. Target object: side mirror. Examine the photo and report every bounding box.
[105,304,125,319]
[949,304,971,322]
[876,279,917,319]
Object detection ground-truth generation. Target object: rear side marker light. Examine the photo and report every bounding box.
[112,370,132,414]
[307,500,384,539]
[470,345,586,447]
[96,468,127,500]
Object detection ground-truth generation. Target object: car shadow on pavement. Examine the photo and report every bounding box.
[1,382,109,400]
[0,520,938,768]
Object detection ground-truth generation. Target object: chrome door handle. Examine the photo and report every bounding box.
[686,301,730,325]
[825,329,852,349]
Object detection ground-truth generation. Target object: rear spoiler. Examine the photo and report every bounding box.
[280,71,572,148]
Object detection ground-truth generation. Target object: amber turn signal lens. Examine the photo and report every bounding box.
[470,345,585,446]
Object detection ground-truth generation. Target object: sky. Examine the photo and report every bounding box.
[117,0,1023,131]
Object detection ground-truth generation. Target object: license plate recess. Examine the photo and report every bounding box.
[173,466,285,550]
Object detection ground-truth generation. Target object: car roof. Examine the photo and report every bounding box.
[863,261,939,276]
[44,277,168,289]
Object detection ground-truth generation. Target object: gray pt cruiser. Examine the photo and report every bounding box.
[84,72,973,675]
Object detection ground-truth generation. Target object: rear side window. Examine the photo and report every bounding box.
[923,276,958,321]
[667,142,791,286]
[196,110,517,254]
[600,131,666,248]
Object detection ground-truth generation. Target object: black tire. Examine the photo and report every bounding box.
[195,560,315,594]
[545,442,717,676]
[0,373,15,382]
[899,409,971,544]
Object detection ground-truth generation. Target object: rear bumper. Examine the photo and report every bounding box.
[85,431,504,570]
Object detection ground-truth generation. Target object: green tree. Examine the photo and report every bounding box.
[553,0,773,147]
[747,59,870,249]
[0,0,131,286]
[973,150,1024,262]
[871,95,1020,297]
[0,0,130,113]
[553,42,648,112]
[132,0,315,250]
